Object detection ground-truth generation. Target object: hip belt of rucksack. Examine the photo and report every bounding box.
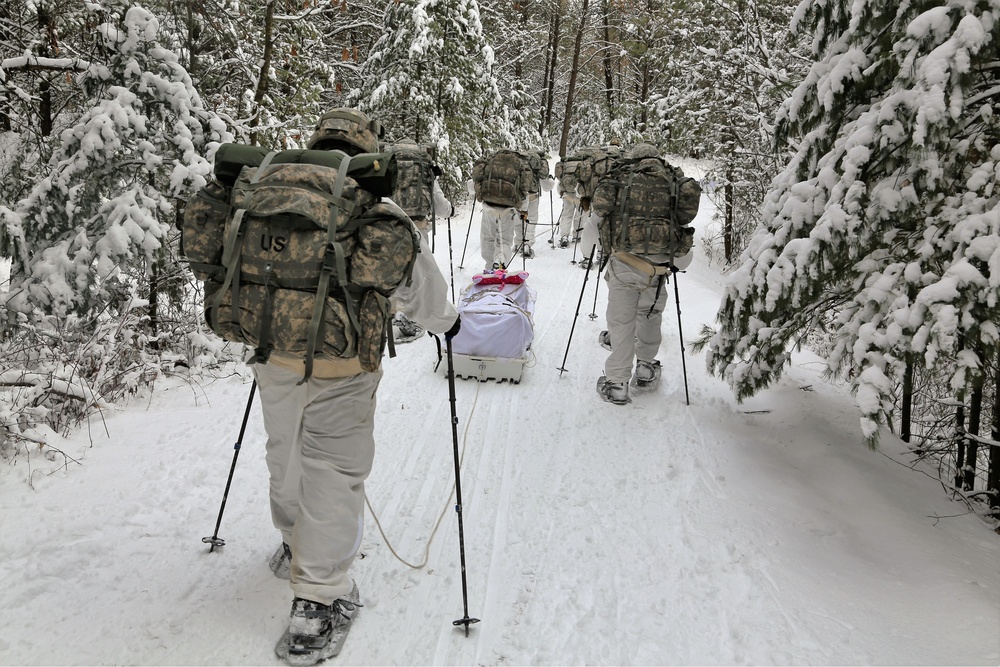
[611,251,670,276]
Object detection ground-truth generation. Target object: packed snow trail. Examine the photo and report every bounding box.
[2,173,998,665]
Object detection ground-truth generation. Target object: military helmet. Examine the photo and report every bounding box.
[627,142,660,160]
[307,108,383,154]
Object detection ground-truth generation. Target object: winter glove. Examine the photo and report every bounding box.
[580,197,591,212]
[445,315,462,340]
[432,164,443,177]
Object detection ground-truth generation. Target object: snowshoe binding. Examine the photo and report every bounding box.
[393,313,424,344]
[275,583,362,666]
[596,376,630,405]
[632,359,662,391]
[598,330,611,351]
[269,542,292,580]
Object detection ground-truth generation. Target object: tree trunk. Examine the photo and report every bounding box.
[36,6,54,137]
[724,164,734,262]
[186,0,198,75]
[249,1,276,147]
[601,0,614,116]
[901,354,913,444]
[989,350,1000,516]
[543,0,565,139]
[962,346,984,491]
[955,401,966,492]
[559,0,589,158]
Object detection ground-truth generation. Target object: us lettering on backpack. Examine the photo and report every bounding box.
[592,157,701,258]
[179,145,419,380]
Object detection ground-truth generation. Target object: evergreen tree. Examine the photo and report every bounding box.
[705,0,1000,445]
[351,0,522,197]
[1,4,232,320]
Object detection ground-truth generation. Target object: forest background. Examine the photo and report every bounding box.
[1,0,998,528]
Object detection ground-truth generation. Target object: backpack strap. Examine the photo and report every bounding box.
[303,153,356,383]
[211,150,279,336]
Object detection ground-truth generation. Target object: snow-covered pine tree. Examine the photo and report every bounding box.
[705,0,1000,446]
[350,0,508,198]
[2,4,231,319]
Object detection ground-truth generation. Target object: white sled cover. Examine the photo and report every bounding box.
[452,280,536,359]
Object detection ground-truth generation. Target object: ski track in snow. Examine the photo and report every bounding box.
[3,168,999,665]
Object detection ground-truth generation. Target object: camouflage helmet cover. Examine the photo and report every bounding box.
[627,142,660,160]
[307,108,383,153]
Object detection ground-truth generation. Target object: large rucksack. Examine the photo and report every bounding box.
[592,156,701,258]
[576,146,621,201]
[471,149,531,207]
[390,140,435,220]
[180,144,419,380]
[554,155,585,195]
[523,151,547,194]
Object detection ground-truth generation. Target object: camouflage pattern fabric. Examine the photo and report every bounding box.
[390,141,435,220]
[577,146,622,201]
[555,157,583,194]
[592,156,701,258]
[471,149,531,207]
[184,147,418,378]
[306,109,382,154]
[180,179,231,282]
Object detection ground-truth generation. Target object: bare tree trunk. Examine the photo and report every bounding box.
[249,0,276,147]
[186,0,198,75]
[541,1,565,138]
[962,345,984,491]
[989,350,1000,516]
[37,5,55,137]
[724,164,734,262]
[559,0,589,158]
[901,354,913,443]
[601,0,614,115]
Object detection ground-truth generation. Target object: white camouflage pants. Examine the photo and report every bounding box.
[479,203,520,269]
[579,209,602,261]
[254,362,382,605]
[557,193,581,239]
[603,256,668,384]
[514,193,540,250]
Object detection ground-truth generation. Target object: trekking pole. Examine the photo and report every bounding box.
[588,268,601,320]
[458,199,476,269]
[447,214,456,303]
[672,267,690,405]
[445,337,481,636]
[571,209,584,264]
[558,245,596,376]
[520,213,527,271]
[549,190,555,245]
[202,379,257,552]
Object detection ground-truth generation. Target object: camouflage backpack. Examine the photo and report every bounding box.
[180,144,418,380]
[523,151,548,194]
[591,149,701,258]
[390,139,435,220]
[471,149,531,207]
[576,145,622,201]
[554,154,587,195]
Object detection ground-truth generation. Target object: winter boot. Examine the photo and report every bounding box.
[521,245,534,259]
[559,235,569,248]
[275,583,362,666]
[598,330,611,351]
[633,359,662,390]
[596,376,630,405]
[269,542,292,580]
[393,313,424,344]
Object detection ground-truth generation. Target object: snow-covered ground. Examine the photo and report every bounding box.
[2,172,998,665]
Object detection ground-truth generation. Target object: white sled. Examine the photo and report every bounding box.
[448,352,529,384]
[444,273,536,384]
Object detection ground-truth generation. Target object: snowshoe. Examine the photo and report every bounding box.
[596,376,630,405]
[275,583,362,666]
[559,236,569,248]
[598,330,611,351]
[632,359,662,391]
[269,542,292,580]
[521,245,534,259]
[393,314,424,344]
